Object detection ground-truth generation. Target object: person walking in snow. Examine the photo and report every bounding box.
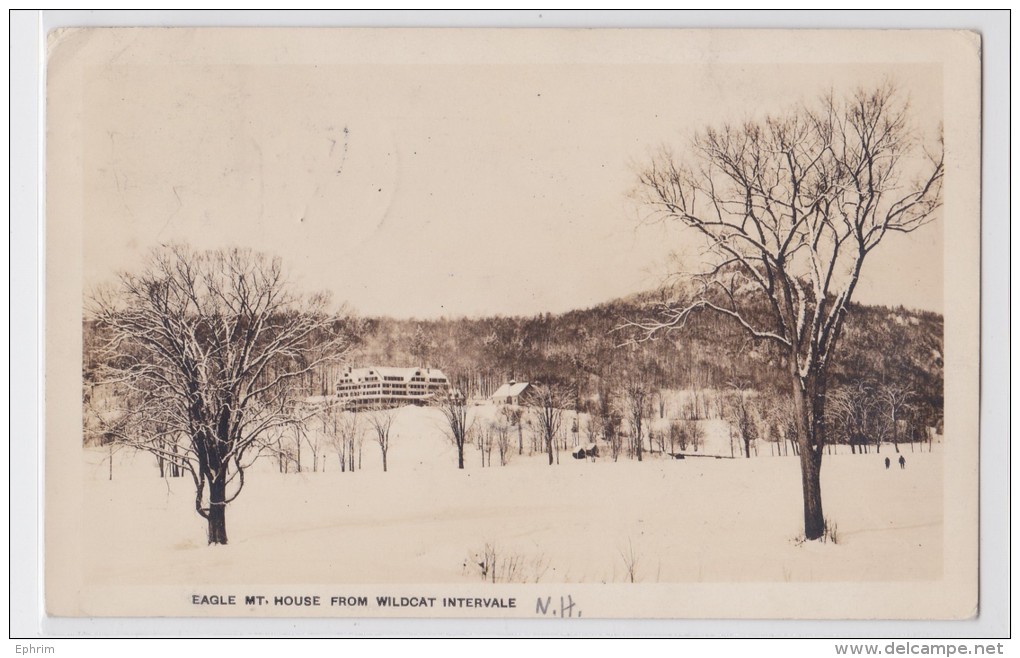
[885,457,891,469]
[899,455,906,469]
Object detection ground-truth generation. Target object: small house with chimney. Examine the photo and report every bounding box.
[489,380,533,406]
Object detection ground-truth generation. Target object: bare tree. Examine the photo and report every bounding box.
[367,406,395,472]
[624,381,652,461]
[527,417,541,455]
[655,389,668,419]
[530,384,566,466]
[318,396,353,472]
[724,383,759,459]
[878,382,914,453]
[759,392,793,457]
[584,413,602,449]
[439,391,471,469]
[88,244,352,544]
[294,400,324,472]
[83,382,147,480]
[493,417,513,466]
[476,423,496,467]
[325,404,362,473]
[827,380,882,454]
[693,419,705,452]
[669,418,684,454]
[262,425,293,473]
[825,386,858,453]
[409,324,434,368]
[678,417,704,454]
[292,418,303,472]
[627,84,942,539]
[597,384,623,462]
[500,405,525,456]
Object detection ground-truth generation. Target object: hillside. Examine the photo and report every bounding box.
[346,294,943,431]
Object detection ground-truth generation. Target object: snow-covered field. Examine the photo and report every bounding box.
[82,405,942,588]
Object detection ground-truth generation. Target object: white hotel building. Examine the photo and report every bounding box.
[335,366,452,409]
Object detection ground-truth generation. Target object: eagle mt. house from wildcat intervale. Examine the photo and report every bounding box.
[335,366,452,409]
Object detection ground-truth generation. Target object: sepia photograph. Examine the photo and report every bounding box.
[42,26,982,621]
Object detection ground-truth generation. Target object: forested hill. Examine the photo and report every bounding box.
[82,290,944,430]
[349,293,944,427]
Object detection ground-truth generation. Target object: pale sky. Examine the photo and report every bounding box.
[72,29,945,318]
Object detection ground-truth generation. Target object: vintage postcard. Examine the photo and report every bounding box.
[45,28,981,620]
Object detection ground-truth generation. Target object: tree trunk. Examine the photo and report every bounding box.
[743,436,751,459]
[796,440,825,540]
[170,443,181,477]
[457,441,465,469]
[792,375,826,541]
[207,477,228,545]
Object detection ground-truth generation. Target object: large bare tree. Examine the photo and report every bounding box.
[88,244,353,544]
[627,84,943,539]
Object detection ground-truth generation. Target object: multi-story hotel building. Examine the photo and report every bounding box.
[335,366,452,409]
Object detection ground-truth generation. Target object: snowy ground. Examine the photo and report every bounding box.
[82,405,942,588]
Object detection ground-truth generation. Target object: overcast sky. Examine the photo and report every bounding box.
[74,29,945,318]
